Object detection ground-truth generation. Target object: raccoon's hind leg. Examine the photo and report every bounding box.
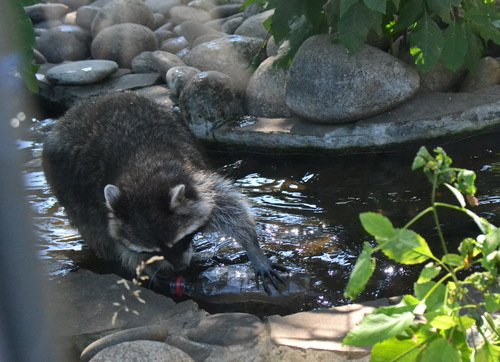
[206,178,286,294]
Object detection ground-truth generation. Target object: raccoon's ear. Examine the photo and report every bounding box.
[104,184,121,212]
[170,184,186,210]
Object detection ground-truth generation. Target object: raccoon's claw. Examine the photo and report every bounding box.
[255,264,287,295]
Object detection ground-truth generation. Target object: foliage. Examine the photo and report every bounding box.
[344,146,500,361]
[243,0,500,71]
[7,0,39,92]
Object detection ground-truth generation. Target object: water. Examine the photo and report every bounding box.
[20,118,500,311]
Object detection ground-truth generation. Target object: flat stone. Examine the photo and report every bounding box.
[202,87,500,153]
[39,73,162,108]
[186,313,264,346]
[89,341,194,362]
[46,60,118,85]
[267,304,373,358]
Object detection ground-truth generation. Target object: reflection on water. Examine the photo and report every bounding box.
[21,118,500,310]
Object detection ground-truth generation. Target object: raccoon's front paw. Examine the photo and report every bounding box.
[254,262,287,295]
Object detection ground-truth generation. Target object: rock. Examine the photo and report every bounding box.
[131,51,156,73]
[166,66,200,95]
[33,48,47,64]
[25,3,69,23]
[46,60,119,85]
[186,313,264,346]
[187,0,216,12]
[180,71,243,136]
[245,56,291,118]
[210,4,243,19]
[91,0,155,36]
[36,25,90,63]
[76,6,100,30]
[170,6,211,25]
[419,63,465,92]
[81,324,170,362]
[151,50,186,77]
[89,341,194,362]
[265,36,277,57]
[160,36,189,54]
[234,9,273,39]
[186,35,263,88]
[192,33,225,47]
[153,13,166,30]
[64,11,77,25]
[156,29,177,44]
[176,20,221,45]
[33,19,62,29]
[460,57,500,92]
[267,305,373,358]
[57,0,93,10]
[145,0,181,16]
[285,35,420,123]
[166,335,214,362]
[91,23,158,68]
[221,16,244,34]
[133,85,177,109]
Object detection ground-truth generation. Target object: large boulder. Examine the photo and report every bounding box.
[91,23,158,68]
[36,25,91,63]
[91,0,155,36]
[285,35,420,123]
[185,35,263,89]
[245,56,291,118]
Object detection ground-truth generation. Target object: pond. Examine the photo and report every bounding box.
[20,117,500,314]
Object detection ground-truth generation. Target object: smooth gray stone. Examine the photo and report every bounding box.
[46,60,119,85]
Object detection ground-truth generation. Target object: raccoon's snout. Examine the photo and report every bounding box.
[161,238,193,272]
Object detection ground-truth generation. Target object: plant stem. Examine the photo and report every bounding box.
[403,206,433,229]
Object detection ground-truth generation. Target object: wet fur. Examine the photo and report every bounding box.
[42,92,282,290]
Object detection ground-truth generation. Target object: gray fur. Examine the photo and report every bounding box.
[42,92,283,291]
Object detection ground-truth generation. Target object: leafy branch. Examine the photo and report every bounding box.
[243,0,500,72]
[343,146,500,361]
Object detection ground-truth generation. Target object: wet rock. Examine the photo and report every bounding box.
[185,35,263,88]
[160,36,189,54]
[46,60,119,85]
[131,51,156,73]
[234,9,273,40]
[91,0,155,36]
[36,25,90,63]
[76,6,100,30]
[460,57,500,92]
[285,35,420,123]
[151,50,186,77]
[89,341,194,362]
[166,66,200,95]
[25,3,69,23]
[170,5,211,25]
[192,33,225,47]
[176,20,221,45]
[187,313,264,346]
[245,56,291,118]
[145,0,181,16]
[210,4,243,19]
[91,23,158,68]
[180,71,243,136]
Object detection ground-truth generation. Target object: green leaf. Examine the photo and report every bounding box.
[441,22,468,72]
[395,0,424,32]
[464,29,484,71]
[456,169,477,196]
[363,0,386,14]
[476,341,500,362]
[445,183,466,208]
[410,13,444,72]
[371,337,420,362]
[430,315,456,330]
[340,0,358,17]
[412,146,433,170]
[360,212,395,239]
[338,2,382,54]
[441,253,464,267]
[420,337,460,362]
[485,293,500,313]
[381,229,433,265]
[343,311,415,347]
[417,262,441,283]
[344,242,376,299]
[414,282,446,312]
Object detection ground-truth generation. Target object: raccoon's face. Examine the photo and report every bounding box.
[103,183,213,271]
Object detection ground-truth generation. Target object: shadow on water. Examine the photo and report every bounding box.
[20,116,500,314]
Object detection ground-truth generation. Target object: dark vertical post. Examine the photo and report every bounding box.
[0,3,61,362]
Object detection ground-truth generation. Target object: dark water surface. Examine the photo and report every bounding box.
[20,117,500,312]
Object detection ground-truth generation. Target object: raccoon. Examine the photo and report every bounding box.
[42,92,284,294]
